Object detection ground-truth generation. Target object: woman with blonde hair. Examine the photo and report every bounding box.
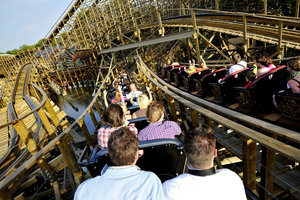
[132,86,152,119]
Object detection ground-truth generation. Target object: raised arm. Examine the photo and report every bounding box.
[200,55,207,68]
[146,86,153,102]
[103,90,108,108]
[118,85,125,103]
[288,79,300,94]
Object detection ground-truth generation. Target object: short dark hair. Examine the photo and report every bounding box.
[184,124,216,169]
[146,101,164,123]
[108,127,138,166]
[288,58,300,71]
[102,104,124,127]
[232,53,241,63]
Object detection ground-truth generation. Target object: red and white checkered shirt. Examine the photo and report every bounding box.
[98,124,138,149]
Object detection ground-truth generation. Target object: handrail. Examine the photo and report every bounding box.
[136,55,300,163]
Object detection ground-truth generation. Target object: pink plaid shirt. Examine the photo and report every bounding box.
[98,124,138,149]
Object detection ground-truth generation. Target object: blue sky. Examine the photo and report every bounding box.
[0,0,74,53]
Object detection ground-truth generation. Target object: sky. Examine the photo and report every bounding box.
[0,0,74,53]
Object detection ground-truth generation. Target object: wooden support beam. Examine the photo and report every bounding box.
[154,0,164,36]
[89,108,98,126]
[13,120,56,183]
[154,78,163,102]
[297,0,300,17]
[242,137,257,193]
[45,99,60,127]
[0,189,12,200]
[165,93,177,121]
[53,181,61,200]
[201,32,216,57]
[78,118,94,147]
[194,21,230,61]
[190,109,200,128]
[263,0,267,15]
[94,99,103,116]
[37,108,56,136]
[260,133,277,200]
[278,21,283,59]
[215,0,219,10]
[243,15,249,59]
[191,10,201,64]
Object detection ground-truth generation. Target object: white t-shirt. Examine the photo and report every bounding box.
[229,61,247,74]
[163,168,247,200]
[126,90,143,99]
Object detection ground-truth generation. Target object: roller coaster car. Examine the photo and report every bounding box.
[127,105,140,114]
[78,139,186,182]
[194,68,227,97]
[124,97,137,107]
[161,64,179,79]
[174,70,189,87]
[234,66,289,111]
[209,68,250,103]
[276,91,300,120]
[128,116,149,131]
[167,66,188,83]
[183,68,211,91]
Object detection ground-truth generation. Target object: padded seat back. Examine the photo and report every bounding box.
[174,70,188,87]
[183,68,211,91]
[137,139,186,182]
[196,68,227,97]
[161,64,177,78]
[127,105,140,114]
[78,139,186,182]
[128,117,149,131]
[210,67,249,102]
[248,65,289,110]
[276,91,300,120]
[168,66,188,82]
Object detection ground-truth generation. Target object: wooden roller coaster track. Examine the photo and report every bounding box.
[1,0,300,199]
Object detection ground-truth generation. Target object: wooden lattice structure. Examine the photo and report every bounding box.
[0,1,300,199]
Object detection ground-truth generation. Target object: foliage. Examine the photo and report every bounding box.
[5,39,47,55]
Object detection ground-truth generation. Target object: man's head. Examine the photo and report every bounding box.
[129,83,137,92]
[102,104,124,127]
[287,58,300,71]
[232,53,241,63]
[184,124,216,169]
[146,101,164,123]
[108,127,139,166]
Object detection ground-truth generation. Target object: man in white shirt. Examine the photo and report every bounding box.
[163,124,247,200]
[229,53,247,74]
[74,127,163,200]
